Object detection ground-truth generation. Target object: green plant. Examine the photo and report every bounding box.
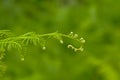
[0,30,85,77]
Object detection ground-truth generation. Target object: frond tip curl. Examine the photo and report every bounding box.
[0,30,85,61]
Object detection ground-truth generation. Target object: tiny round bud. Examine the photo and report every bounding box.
[42,46,46,50]
[70,32,73,34]
[74,34,78,38]
[60,40,63,44]
[80,37,85,43]
[80,37,84,40]
[79,47,84,52]
[21,58,24,61]
[81,40,85,43]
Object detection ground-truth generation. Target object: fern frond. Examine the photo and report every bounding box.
[0,30,85,61]
[0,30,12,40]
[18,32,42,46]
[0,40,22,51]
[18,31,85,52]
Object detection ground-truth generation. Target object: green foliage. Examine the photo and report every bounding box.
[0,0,120,80]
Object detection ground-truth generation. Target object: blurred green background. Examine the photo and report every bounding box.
[0,0,120,80]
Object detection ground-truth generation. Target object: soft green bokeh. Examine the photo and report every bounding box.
[0,0,120,80]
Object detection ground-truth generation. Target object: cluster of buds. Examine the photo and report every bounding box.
[40,32,85,52]
[67,32,85,52]
[69,32,79,39]
[67,44,84,52]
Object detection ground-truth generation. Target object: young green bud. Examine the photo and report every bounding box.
[73,34,78,38]
[79,47,84,52]
[69,32,74,37]
[21,57,24,61]
[80,37,85,43]
[60,40,64,44]
[42,46,46,50]
[70,32,73,34]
